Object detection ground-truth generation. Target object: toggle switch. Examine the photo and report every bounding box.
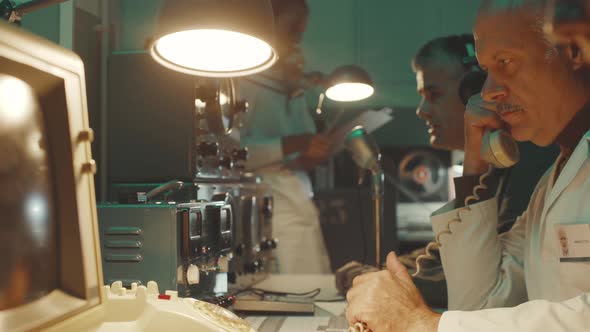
[82,159,97,174]
[186,264,200,285]
[78,128,95,143]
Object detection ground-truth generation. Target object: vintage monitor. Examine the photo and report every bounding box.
[0,20,101,331]
[0,21,256,332]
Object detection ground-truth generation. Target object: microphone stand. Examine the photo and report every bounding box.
[371,170,384,268]
[346,125,384,268]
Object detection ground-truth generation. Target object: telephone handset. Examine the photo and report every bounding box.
[481,129,520,168]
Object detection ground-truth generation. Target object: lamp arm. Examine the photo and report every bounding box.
[315,92,325,115]
[16,0,69,14]
[2,0,69,24]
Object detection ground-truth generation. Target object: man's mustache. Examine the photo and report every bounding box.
[497,103,524,113]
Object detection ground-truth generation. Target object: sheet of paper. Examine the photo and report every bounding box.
[314,301,347,316]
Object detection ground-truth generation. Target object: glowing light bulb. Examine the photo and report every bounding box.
[325,83,374,102]
[153,29,276,77]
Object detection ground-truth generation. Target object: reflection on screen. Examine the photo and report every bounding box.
[0,76,58,310]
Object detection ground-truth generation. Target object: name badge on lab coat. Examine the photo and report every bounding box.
[555,224,590,262]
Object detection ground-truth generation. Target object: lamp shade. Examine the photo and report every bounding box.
[149,0,278,77]
[325,65,374,102]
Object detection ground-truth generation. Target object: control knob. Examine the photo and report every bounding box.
[197,141,219,157]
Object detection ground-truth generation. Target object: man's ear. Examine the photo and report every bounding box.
[566,43,585,71]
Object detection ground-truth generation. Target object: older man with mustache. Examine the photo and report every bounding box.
[345,0,590,331]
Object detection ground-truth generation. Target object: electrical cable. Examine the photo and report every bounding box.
[314,296,347,303]
[349,322,369,332]
[231,287,322,299]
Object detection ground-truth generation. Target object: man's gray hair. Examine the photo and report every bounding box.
[478,0,557,60]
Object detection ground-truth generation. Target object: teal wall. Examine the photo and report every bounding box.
[304,0,481,110]
[20,4,61,44]
[117,0,162,51]
[91,0,483,146]
[302,1,481,146]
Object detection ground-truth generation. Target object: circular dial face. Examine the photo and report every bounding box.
[398,151,446,199]
[192,300,254,332]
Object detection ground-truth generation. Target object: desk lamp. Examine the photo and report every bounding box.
[325,65,374,102]
[314,64,374,120]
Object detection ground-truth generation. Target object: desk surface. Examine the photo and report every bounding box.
[243,274,350,332]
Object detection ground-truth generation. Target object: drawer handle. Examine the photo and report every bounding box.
[105,227,142,235]
[105,254,143,262]
[106,240,142,248]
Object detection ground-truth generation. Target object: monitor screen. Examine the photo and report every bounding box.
[0,21,102,331]
[0,75,59,310]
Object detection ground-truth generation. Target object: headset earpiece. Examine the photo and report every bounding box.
[462,42,478,70]
[458,37,485,105]
[458,71,487,106]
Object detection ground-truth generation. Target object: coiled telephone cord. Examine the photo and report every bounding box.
[349,322,369,332]
[412,165,494,277]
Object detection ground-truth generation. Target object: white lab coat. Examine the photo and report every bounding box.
[237,77,331,274]
[260,169,331,274]
[431,130,590,331]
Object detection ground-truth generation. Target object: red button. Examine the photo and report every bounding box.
[158,294,171,300]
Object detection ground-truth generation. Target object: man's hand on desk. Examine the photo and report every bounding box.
[335,248,443,295]
[345,252,441,332]
[335,261,379,295]
[282,134,332,171]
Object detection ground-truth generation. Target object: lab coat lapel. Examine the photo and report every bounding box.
[544,131,590,213]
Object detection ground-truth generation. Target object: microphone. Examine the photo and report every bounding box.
[345,126,381,175]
